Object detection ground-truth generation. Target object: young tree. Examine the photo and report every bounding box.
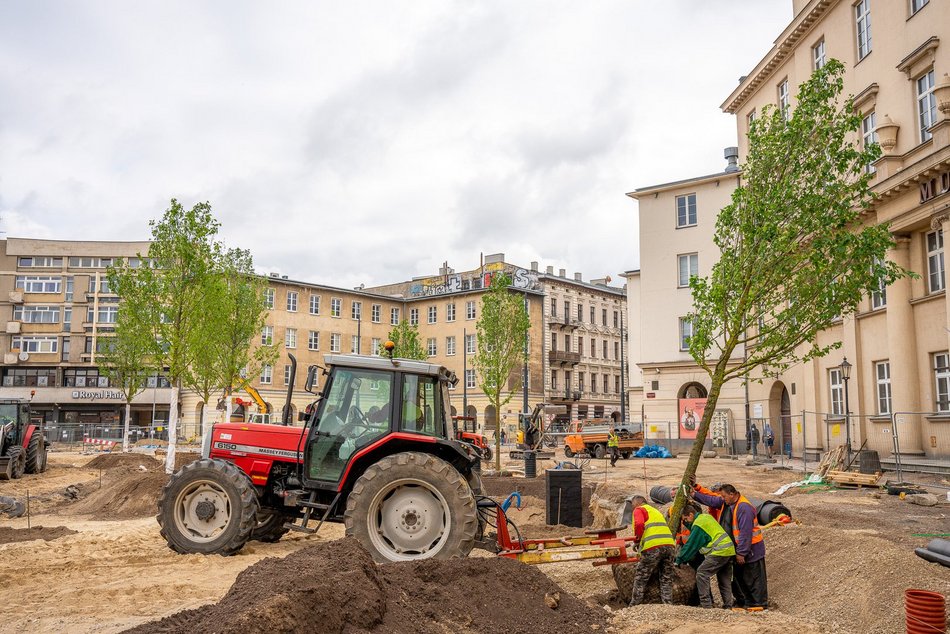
[668,60,911,529]
[386,319,427,360]
[473,273,531,470]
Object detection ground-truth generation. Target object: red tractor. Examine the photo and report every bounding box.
[0,394,49,480]
[158,352,484,562]
[453,415,492,462]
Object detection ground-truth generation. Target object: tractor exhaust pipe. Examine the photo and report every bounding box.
[282,354,297,426]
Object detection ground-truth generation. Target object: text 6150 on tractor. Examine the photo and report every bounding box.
[158,349,484,562]
[0,393,49,480]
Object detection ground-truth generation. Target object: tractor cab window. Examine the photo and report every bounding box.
[307,368,393,482]
[400,374,445,438]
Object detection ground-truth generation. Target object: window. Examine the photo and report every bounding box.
[678,253,699,287]
[87,277,112,294]
[590,306,595,323]
[577,338,584,356]
[287,291,298,312]
[352,301,361,320]
[465,369,476,389]
[330,333,341,353]
[466,300,476,320]
[264,288,275,309]
[83,336,113,355]
[11,336,58,354]
[875,361,891,415]
[614,341,620,360]
[603,340,608,358]
[551,332,557,351]
[613,311,619,328]
[465,333,476,354]
[446,336,456,356]
[935,352,950,413]
[927,229,945,293]
[390,307,399,325]
[870,258,887,309]
[917,69,937,143]
[64,277,73,301]
[371,338,381,356]
[862,111,878,174]
[409,308,419,326]
[13,306,60,324]
[261,325,273,346]
[330,298,341,317]
[911,0,929,15]
[855,0,871,60]
[2,367,57,387]
[284,364,292,386]
[15,276,62,294]
[63,367,109,387]
[428,306,437,324]
[564,334,571,352]
[309,294,321,315]
[351,335,359,354]
[550,298,557,317]
[285,328,297,349]
[89,305,118,324]
[678,318,693,351]
[590,337,596,358]
[444,302,456,322]
[615,375,621,394]
[577,304,583,321]
[67,257,112,268]
[812,38,826,69]
[777,78,790,120]
[551,370,558,390]
[564,301,571,321]
[603,374,609,394]
[747,109,756,132]
[260,365,272,385]
[308,331,319,351]
[829,368,844,416]
[18,256,62,268]
[427,337,437,357]
[63,307,71,331]
[578,372,585,393]
[371,304,381,323]
[676,194,697,228]
[602,308,607,326]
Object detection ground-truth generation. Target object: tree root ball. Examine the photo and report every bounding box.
[612,561,698,605]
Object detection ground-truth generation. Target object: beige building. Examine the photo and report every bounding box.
[627,0,950,463]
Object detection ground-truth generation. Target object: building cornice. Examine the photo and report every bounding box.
[627,170,740,199]
[721,0,837,114]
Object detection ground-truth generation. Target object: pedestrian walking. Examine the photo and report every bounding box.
[750,423,760,457]
[763,422,774,458]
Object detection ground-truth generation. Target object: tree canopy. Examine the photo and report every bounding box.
[387,319,427,360]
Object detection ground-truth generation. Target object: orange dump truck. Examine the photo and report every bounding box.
[563,421,643,459]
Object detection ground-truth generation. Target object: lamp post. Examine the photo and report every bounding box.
[840,357,852,466]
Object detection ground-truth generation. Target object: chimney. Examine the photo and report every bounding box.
[485,253,504,265]
[574,272,582,282]
[559,268,566,278]
[724,147,739,173]
[530,261,538,272]
[269,273,279,278]
[546,265,554,275]
[281,275,288,279]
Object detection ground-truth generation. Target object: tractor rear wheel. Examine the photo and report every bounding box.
[157,458,259,556]
[593,444,606,459]
[344,451,477,563]
[5,446,25,480]
[251,509,292,543]
[25,432,47,474]
[612,561,698,605]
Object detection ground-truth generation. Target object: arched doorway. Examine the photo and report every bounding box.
[484,405,497,434]
[611,411,621,422]
[678,382,708,399]
[450,406,458,417]
[769,382,792,455]
[465,405,477,421]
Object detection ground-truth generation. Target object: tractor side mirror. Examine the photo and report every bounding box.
[305,366,318,393]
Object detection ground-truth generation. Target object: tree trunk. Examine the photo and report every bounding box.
[494,394,502,472]
[199,400,208,451]
[667,370,726,531]
[123,402,132,453]
[165,382,180,475]
[225,392,233,423]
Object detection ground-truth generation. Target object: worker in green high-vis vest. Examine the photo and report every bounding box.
[675,504,736,610]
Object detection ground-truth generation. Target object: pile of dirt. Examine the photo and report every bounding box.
[66,469,169,520]
[86,453,162,470]
[127,538,608,634]
[610,604,824,634]
[766,523,950,633]
[0,526,78,545]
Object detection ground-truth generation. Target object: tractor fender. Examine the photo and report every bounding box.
[22,424,38,449]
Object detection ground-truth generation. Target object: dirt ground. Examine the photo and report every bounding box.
[0,448,948,633]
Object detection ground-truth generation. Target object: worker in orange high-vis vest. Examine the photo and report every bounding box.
[628,495,676,606]
[693,483,767,611]
[692,481,724,521]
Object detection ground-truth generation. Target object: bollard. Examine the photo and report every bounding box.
[524,450,537,479]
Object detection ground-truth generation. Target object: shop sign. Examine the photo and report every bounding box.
[920,169,950,204]
[71,389,124,402]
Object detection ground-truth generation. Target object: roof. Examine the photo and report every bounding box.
[323,354,457,384]
[627,170,739,199]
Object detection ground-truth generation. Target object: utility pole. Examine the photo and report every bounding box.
[463,327,468,418]
[620,310,627,422]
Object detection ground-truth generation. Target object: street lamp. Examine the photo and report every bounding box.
[840,357,852,465]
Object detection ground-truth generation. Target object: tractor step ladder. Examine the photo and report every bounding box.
[285,490,341,535]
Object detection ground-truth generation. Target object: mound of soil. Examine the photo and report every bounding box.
[0,526,78,545]
[66,470,168,520]
[86,453,162,470]
[611,603,824,634]
[127,538,608,634]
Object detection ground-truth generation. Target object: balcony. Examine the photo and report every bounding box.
[548,350,580,365]
[546,315,579,329]
[552,389,581,402]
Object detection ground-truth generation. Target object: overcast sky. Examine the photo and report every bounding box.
[0,1,790,288]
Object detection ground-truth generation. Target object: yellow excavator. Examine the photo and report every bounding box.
[229,381,272,424]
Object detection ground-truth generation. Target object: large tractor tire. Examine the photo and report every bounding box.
[250,509,293,543]
[593,444,606,460]
[613,561,699,606]
[157,458,259,556]
[5,446,25,480]
[25,431,48,474]
[344,451,478,563]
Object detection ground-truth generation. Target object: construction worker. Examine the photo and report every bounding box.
[675,505,735,610]
[692,483,767,611]
[628,495,676,606]
[692,480,724,521]
[607,428,620,467]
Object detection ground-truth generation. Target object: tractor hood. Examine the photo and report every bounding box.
[208,422,306,464]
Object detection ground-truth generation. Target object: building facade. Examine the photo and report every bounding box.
[627,0,950,461]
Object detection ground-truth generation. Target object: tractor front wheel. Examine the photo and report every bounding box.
[593,444,606,459]
[5,446,25,480]
[564,446,574,458]
[344,452,477,563]
[25,431,47,474]
[157,458,259,556]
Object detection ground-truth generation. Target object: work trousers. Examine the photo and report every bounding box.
[629,545,674,606]
[609,446,619,466]
[696,554,734,609]
[732,557,768,608]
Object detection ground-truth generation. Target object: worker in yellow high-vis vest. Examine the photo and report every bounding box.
[629,495,676,606]
[607,429,620,467]
[675,504,736,609]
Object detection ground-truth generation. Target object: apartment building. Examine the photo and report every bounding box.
[626,0,950,461]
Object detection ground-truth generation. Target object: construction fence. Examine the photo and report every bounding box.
[43,423,170,452]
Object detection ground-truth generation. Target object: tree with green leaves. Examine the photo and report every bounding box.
[667,59,911,530]
[386,319,427,360]
[109,199,223,474]
[473,273,531,470]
